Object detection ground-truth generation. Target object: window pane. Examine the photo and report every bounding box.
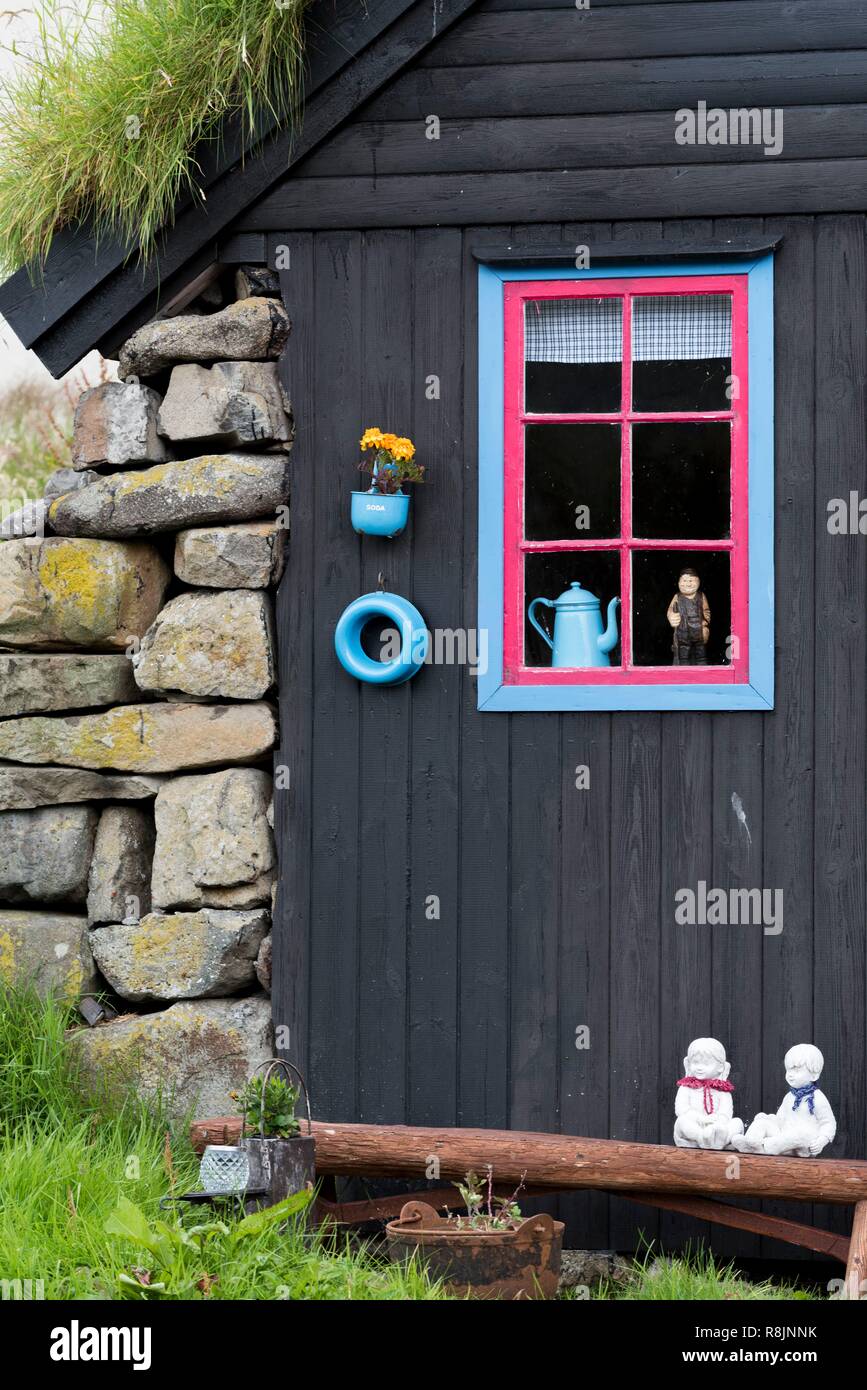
[524,551,622,668]
[632,294,732,412]
[525,423,621,540]
[632,422,731,539]
[631,550,731,667]
[525,297,621,412]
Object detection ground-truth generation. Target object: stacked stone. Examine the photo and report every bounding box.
[0,274,288,1115]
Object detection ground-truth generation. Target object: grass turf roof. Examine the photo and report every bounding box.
[0,0,310,274]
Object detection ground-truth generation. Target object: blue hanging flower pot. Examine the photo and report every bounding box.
[351,488,410,538]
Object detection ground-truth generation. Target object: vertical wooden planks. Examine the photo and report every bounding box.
[357,231,415,1123]
[812,214,867,1239]
[708,699,765,1263]
[407,228,464,1125]
[307,231,364,1121]
[558,710,614,1247]
[507,222,567,1162]
[608,711,663,1251]
[657,217,716,1255]
[458,224,512,1130]
[759,217,817,1257]
[705,216,766,1260]
[273,232,315,1077]
[608,220,664,1253]
[557,220,615,1251]
[658,705,714,1254]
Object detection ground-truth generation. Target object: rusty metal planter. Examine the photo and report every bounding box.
[239,1135,316,1212]
[385,1200,565,1299]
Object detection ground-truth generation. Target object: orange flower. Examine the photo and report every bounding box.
[360,427,385,450]
[390,437,415,461]
[359,427,416,462]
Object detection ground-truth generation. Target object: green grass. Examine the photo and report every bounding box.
[594,1247,817,1301]
[0,984,447,1300]
[0,0,309,272]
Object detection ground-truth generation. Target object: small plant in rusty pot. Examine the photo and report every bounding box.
[385,1165,565,1300]
[232,1059,315,1213]
[452,1169,523,1231]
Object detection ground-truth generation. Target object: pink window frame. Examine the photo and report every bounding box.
[502,274,750,686]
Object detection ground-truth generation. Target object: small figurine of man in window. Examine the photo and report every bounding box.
[667,567,710,665]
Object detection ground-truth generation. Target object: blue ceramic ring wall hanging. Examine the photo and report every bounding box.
[334,592,429,685]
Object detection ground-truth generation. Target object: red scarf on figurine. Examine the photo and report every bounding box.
[677,1075,735,1114]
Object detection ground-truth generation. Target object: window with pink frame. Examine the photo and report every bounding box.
[503,274,749,686]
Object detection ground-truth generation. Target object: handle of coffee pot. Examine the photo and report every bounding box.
[528,597,555,650]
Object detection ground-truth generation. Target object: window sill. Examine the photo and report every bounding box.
[477,681,774,713]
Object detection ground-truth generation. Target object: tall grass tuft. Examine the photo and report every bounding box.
[0,982,82,1135]
[603,1245,816,1301]
[0,0,310,272]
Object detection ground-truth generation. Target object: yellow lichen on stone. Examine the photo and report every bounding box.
[108,457,269,505]
[2,536,168,650]
[37,540,117,638]
[127,913,208,990]
[130,914,182,956]
[172,459,268,501]
[60,955,84,1001]
[68,706,148,769]
[0,929,15,982]
[0,701,275,771]
[110,463,174,496]
[0,914,94,998]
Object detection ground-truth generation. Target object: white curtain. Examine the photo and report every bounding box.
[525,294,731,364]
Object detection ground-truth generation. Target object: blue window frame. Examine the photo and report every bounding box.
[477,254,775,712]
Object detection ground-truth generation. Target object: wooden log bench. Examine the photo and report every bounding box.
[190,1118,867,1298]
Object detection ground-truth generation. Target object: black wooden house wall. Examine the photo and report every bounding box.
[255,0,867,1253]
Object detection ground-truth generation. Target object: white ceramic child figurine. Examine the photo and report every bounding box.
[673,1037,744,1150]
[730,1044,836,1157]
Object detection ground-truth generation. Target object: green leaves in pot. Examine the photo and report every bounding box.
[232,1074,301,1139]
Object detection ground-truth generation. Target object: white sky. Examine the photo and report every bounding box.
[0,8,43,380]
[0,4,104,385]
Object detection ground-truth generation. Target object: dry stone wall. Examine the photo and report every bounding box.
[0,271,290,1115]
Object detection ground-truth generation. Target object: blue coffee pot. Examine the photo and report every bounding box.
[528,582,620,668]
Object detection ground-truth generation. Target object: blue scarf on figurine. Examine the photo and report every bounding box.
[789,1082,817,1114]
